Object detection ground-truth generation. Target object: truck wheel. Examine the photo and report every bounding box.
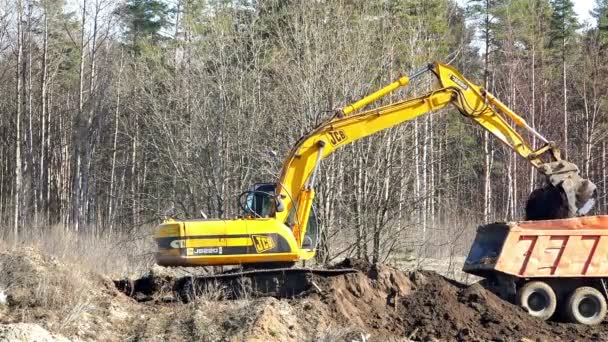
[517,281,557,320]
[565,287,607,325]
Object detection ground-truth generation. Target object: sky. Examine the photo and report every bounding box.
[48,1,603,28]
[574,0,595,25]
[454,0,596,26]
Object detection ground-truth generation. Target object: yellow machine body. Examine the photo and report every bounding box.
[156,218,314,266]
[155,62,595,267]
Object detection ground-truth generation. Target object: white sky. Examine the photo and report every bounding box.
[455,0,596,25]
[574,0,595,25]
[59,0,598,27]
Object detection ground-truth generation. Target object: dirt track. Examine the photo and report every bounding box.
[2,249,608,341]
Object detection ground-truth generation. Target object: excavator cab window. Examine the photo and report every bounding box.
[244,183,276,218]
[285,203,320,250]
[302,206,319,249]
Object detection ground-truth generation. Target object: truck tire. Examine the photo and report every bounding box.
[565,286,607,325]
[516,281,557,320]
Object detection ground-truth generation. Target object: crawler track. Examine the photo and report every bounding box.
[175,267,358,302]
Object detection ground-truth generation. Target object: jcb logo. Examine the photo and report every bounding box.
[252,235,275,253]
[449,75,469,90]
[328,129,347,146]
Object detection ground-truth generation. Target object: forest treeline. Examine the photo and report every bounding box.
[1,0,607,261]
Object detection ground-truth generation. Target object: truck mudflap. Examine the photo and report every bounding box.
[463,223,510,277]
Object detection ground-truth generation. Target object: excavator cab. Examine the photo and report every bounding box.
[243,183,277,218]
[243,183,319,250]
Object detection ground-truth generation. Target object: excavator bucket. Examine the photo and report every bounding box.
[526,161,597,220]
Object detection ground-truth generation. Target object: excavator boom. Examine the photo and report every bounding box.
[277,62,596,236]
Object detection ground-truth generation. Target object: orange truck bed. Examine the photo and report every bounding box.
[464,216,608,278]
[464,216,608,324]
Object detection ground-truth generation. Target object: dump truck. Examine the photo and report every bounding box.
[464,216,608,325]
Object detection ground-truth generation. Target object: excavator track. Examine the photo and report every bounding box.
[175,267,358,302]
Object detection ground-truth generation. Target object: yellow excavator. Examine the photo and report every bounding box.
[155,61,596,269]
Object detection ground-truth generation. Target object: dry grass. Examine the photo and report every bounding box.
[0,224,159,337]
[317,325,362,342]
[195,280,229,302]
[0,247,98,336]
[0,224,156,278]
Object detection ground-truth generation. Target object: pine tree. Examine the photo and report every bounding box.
[549,0,579,158]
[467,0,503,222]
[592,0,608,47]
[549,0,579,46]
[116,0,171,52]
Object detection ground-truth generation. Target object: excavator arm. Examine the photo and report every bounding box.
[276,62,597,246]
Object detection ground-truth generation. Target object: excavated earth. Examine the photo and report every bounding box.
[2,249,608,341]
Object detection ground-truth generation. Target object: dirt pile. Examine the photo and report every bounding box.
[318,259,413,332]
[317,261,608,341]
[5,247,608,341]
[0,248,355,341]
[0,248,101,307]
[0,323,70,342]
[114,257,608,340]
[0,248,134,341]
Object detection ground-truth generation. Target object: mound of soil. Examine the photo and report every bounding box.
[0,248,138,341]
[0,323,70,342]
[114,257,608,340]
[319,261,608,341]
[0,248,98,308]
[5,247,608,341]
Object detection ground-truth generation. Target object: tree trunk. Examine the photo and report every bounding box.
[131,118,138,225]
[25,1,36,227]
[40,7,49,225]
[530,41,536,194]
[82,0,99,228]
[414,119,421,238]
[562,36,568,158]
[422,115,429,238]
[14,0,24,242]
[603,140,606,212]
[108,50,124,233]
[354,151,363,258]
[482,0,493,222]
[75,0,87,231]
